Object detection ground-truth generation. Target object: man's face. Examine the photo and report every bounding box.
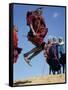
[14,26,18,32]
[37,10,42,15]
[59,39,62,43]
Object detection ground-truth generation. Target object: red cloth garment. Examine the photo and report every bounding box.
[13,30,18,49]
[13,27,22,64]
[13,49,19,63]
[13,29,18,64]
[26,11,48,46]
[13,48,22,64]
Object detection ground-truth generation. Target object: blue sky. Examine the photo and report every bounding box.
[13,4,65,81]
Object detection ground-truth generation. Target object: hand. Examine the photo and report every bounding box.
[33,32,36,36]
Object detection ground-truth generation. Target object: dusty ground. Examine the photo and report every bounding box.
[13,74,66,86]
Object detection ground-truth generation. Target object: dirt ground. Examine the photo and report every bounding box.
[13,74,66,86]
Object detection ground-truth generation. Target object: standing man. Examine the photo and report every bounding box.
[13,26,22,63]
[58,37,66,73]
[58,37,64,58]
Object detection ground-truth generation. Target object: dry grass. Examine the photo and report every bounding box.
[13,74,65,86]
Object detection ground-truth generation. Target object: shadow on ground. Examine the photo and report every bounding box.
[14,80,32,86]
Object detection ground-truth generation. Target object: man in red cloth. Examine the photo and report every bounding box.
[24,8,48,65]
[13,26,22,63]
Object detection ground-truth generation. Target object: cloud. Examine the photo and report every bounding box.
[53,12,59,18]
